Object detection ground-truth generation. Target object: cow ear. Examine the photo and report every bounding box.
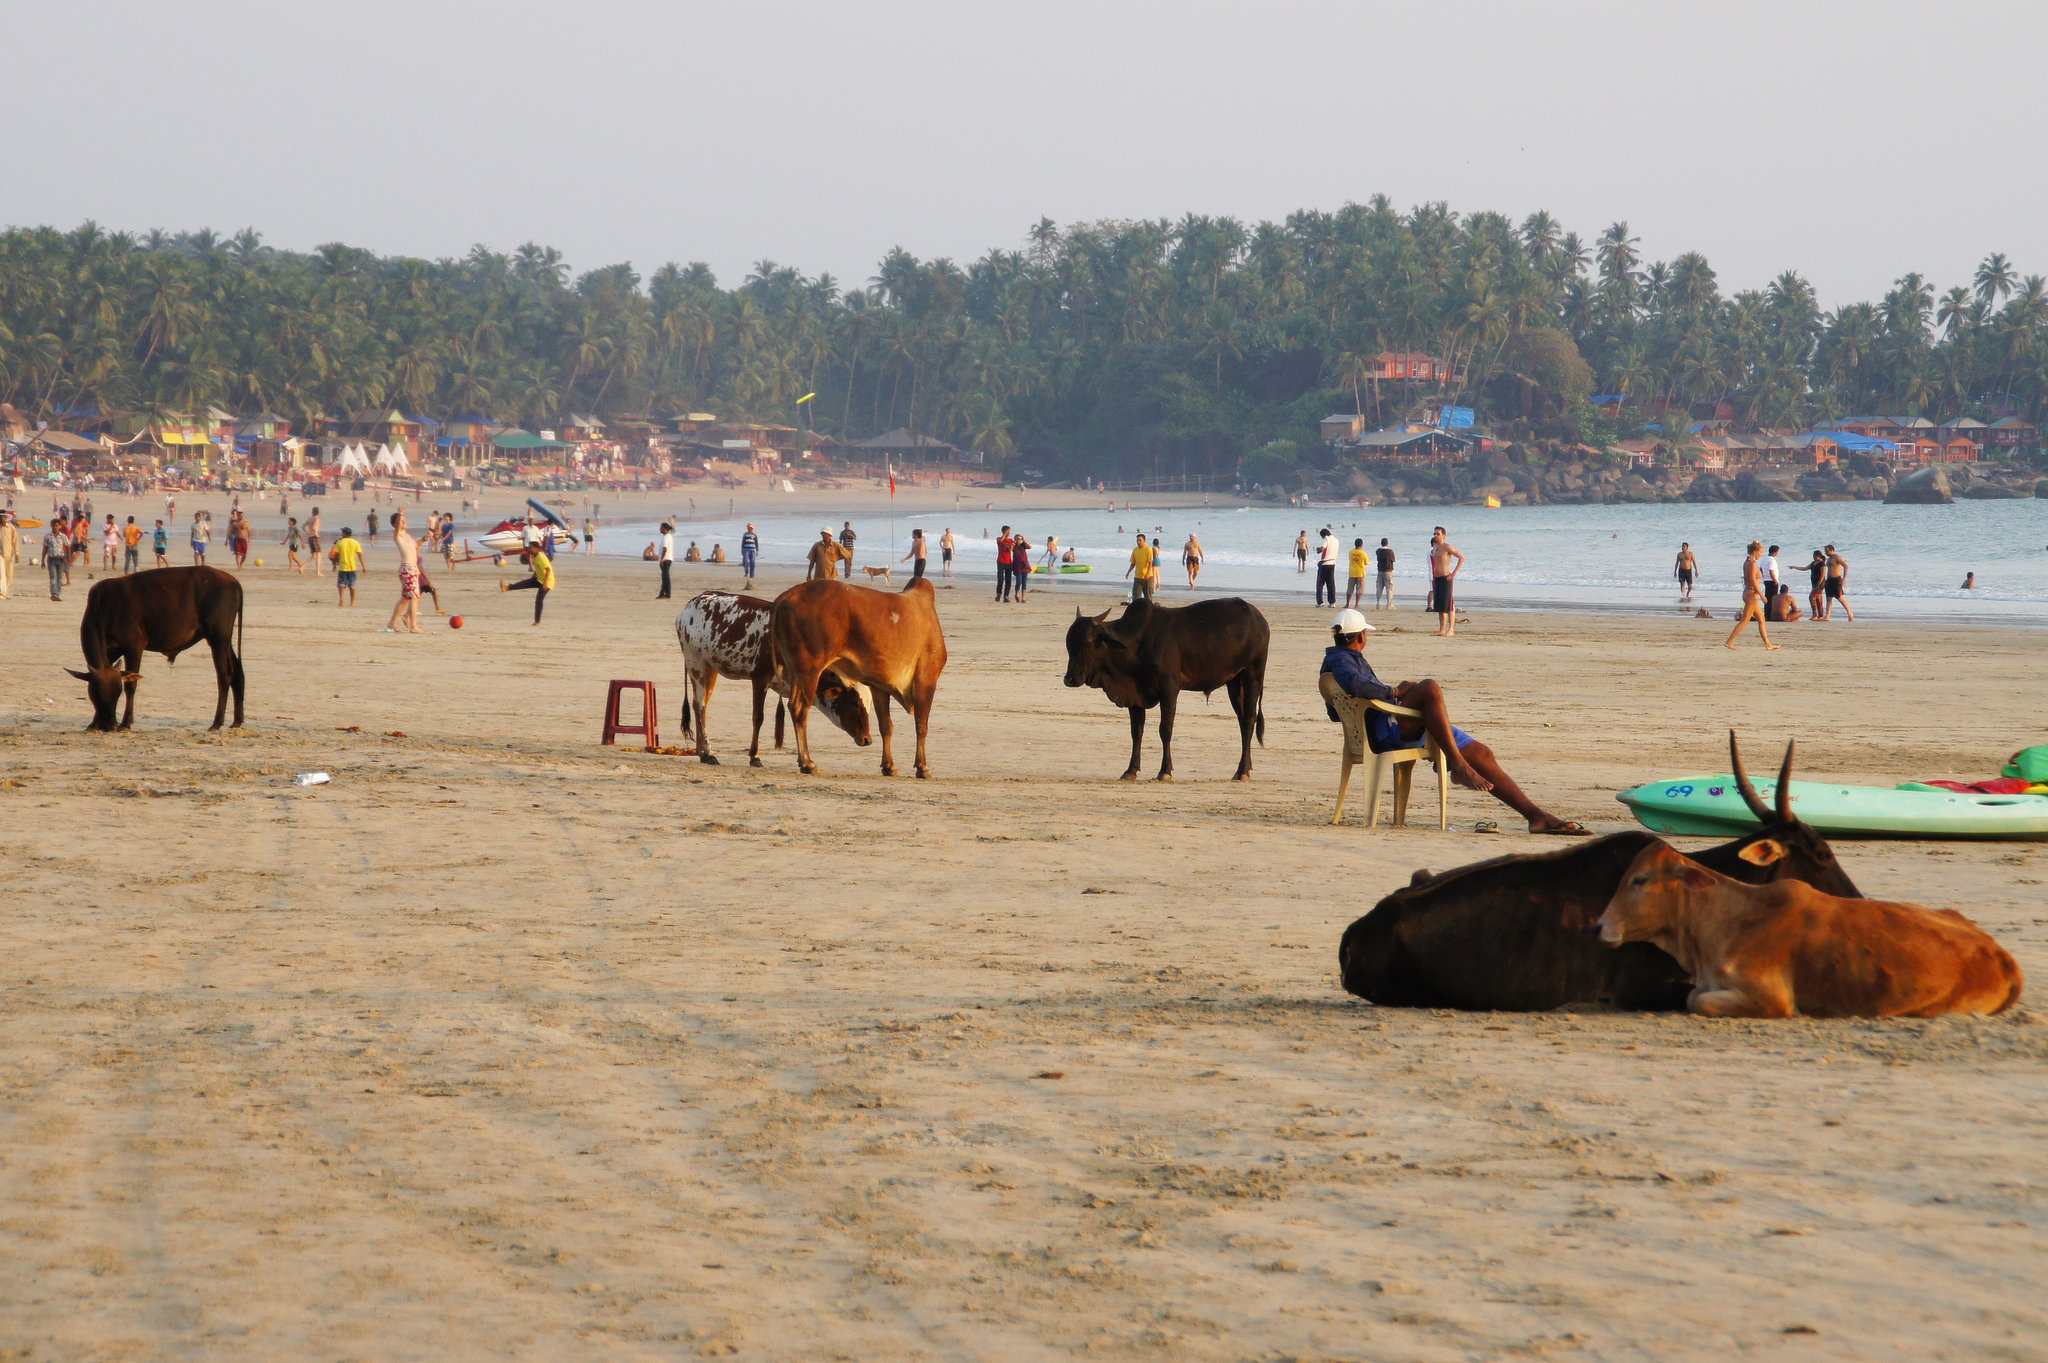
[1682,867,1715,889]
[65,668,91,682]
[1737,838,1788,867]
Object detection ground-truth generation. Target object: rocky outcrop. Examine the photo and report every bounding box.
[1735,472,1803,502]
[1884,465,1954,504]
[1685,472,1737,502]
[1963,482,2027,499]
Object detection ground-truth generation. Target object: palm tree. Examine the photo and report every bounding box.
[1974,253,2016,309]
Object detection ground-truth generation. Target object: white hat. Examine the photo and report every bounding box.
[1333,609,1372,634]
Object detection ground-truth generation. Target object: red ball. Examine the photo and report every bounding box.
[449,615,464,629]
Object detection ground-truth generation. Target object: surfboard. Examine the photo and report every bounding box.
[1616,775,2048,841]
[1058,564,1091,573]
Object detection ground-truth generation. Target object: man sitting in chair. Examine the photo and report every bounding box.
[1320,609,1591,835]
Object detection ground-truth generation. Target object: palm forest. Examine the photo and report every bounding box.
[3,201,2044,481]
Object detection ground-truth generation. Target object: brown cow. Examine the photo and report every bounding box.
[70,565,245,731]
[771,577,947,778]
[1598,841,2023,1018]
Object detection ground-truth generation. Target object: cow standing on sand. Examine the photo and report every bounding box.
[1062,598,1268,781]
[69,565,246,731]
[674,591,873,765]
[1338,736,1862,1011]
[1600,841,2022,1018]
[771,577,947,778]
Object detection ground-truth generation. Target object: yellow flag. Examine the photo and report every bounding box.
[797,392,816,404]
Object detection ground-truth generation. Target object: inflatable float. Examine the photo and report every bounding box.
[1058,563,1091,573]
[1617,775,2048,841]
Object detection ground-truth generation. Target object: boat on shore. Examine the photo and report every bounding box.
[1618,775,2048,841]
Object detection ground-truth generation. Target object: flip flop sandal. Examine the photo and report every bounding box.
[1473,820,1501,834]
[1534,820,1595,836]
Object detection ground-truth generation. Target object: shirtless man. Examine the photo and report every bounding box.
[306,508,323,577]
[1674,542,1698,601]
[1823,544,1855,621]
[1294,530,1309,573]
[1429,528,1465,637]
[1724,539,1779,650]
[939,528,956,577]
[384,510,425,634]
[1183,532,1203,590]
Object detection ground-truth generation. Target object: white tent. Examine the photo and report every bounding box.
[373,442,409,474]
[337,443,372,475]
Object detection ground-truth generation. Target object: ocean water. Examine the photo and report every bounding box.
[617,498,2048,622]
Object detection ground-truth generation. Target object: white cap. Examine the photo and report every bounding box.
[1333,609,1372,634]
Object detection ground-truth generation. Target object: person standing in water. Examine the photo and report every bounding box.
[1375,537,1396,609]
[1183,532,1202,590]
[1674,542,1697,601]
[1724,539,1779,650]
[1344,537,1368,608]
[1295,529,1310,574]
[1823,544,1855,622]
[940,528,955,577]
[1805,549,1827,620]
[902,527,929,581]
[1430,528,1465,637]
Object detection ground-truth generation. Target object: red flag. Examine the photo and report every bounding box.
[888,466,896,498]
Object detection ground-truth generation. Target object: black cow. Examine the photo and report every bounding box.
[1063,598,1268,781]
[1338,736,1862,1010]
[69,566,246,731]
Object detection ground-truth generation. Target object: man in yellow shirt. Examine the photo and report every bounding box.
[1345,537,1369,608]
[330,527,365,607]
[1125,533,1155,602]
[501,544,556,625]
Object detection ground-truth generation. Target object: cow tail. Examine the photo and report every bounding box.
[1256,704,1265,748]
[234,580,246,688]
[680,696,693,738]
[774,699,786,748]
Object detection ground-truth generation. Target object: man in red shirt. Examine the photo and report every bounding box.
[995,525,1014,602]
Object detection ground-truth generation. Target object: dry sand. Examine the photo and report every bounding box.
[2,505,2045,1361]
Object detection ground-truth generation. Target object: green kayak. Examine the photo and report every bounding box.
[1057,564,1091,573]
[1617,775,2048,841]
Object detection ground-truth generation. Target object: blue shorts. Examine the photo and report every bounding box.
[1368,710,1474,754]
[336,570,357,588]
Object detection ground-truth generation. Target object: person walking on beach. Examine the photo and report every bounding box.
[582,516,596,556]
[0,511,18,599]
[807,528,843,582]
[384,511,426,634]
[190,511,211,565]
[1823,545,1855,621]
[1344,537,1368,608]
[1375,538,1396,608]
[1430,527,1465,637]
[151,519,169,568]
[121,517,142,574]
[656,521,674,599]
[1724,539,1779,650]
[940,528,955,577]
[330,527,364,606]
[366,508,379,545]
[285,518,305,574]
[41,523,65,600]
[995,526,1015,601]
[902,527,929,581]
[740,523,759,586]
[500,539,556,625]
[1674,542,1697,601]
[1314,528,1339,606]
[838,521,857,579]
[164,492,176,525]
[1010,533,1033,601]
[1183,532,1203,590]
[1806,549,1827,620]
[1126,532,1155,602]
[1295,530,1309,573]
[306,508,323,577]
[101,515,120,571]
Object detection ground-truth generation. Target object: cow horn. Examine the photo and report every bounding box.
[1775,739,1795,822]
[1729,730,1772,823]
[1091,607,1113,625]
[65,668,91,682]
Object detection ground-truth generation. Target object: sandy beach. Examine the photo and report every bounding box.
[2,507,2044,1360]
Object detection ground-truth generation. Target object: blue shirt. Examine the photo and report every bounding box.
[1321,645,1397,709]
[741,532,758,554]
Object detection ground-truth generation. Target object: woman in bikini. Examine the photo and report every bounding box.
[1724,540,1780,651]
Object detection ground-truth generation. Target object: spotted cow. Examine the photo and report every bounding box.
[675,591,872,766]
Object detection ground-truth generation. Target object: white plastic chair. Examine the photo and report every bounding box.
[1319,672,1449,829]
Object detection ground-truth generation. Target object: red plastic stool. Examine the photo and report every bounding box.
[601,680,659,750]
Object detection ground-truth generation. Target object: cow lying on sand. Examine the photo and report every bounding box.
[1600,841,2022,1017]
[1338,735,1861,1011]
[70,565,245,731]
[675,591,872,765]
[771,577,947,778]
[1062,598,1268,781]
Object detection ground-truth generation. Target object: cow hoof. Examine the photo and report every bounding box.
[915,767,931,780]
[1155,773,1173,783]
[748,757,765,768]
[798,762,819,775]
[1118,771,1140,783]
[699,754,721,766]
[1232,771,1251,782]
[880,764,896,777]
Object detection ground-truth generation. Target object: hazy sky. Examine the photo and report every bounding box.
[13,1,2046,307]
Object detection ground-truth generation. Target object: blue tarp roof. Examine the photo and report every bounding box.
[1436,406,1475,431]
[1815,431,1897,451]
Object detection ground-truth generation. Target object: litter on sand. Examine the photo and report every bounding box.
[292,772,332,787]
